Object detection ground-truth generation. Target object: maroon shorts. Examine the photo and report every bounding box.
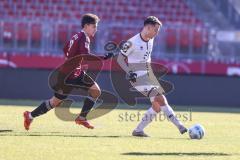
[54,72,95,100]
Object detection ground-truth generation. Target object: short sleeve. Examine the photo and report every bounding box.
[64,32,90,59]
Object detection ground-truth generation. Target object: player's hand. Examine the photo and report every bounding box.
[128,71,137,83]
[103,52,114,60]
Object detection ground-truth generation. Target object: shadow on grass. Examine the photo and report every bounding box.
[0,132,130,138]
[0,132,189,140]
[0,130,13,133]
[122,152,232,156]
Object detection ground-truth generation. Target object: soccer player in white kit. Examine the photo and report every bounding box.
[117,16,188,137]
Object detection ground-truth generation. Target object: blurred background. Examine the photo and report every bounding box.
[0,0,239,106]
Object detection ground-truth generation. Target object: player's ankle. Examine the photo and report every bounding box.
[77,116,87,121]
[29,112,34,120]
[134,128,143,132]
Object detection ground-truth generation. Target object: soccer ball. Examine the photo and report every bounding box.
[188,124,205,139]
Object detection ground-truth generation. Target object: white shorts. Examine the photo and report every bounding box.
[130,73,165,97]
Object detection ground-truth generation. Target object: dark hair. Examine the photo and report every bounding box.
[144,16,162,26]
[81,13,100,28]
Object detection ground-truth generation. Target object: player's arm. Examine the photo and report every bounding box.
[64,34,84,59]
[59,35,83,75]
[117,41,137,82]
[117,41,134,73]
[97,54,113,60]
[117,53,131,73]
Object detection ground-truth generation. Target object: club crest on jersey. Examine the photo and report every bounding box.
[121,41,132,53]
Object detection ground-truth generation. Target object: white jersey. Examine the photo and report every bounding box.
[120,33,164,95]
[120,33,154,76]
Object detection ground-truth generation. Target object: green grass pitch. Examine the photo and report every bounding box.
[0,101,240,160]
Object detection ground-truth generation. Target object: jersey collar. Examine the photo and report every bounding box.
[81,29,90,42]
[139,33,149,42]
[81,30,90,39]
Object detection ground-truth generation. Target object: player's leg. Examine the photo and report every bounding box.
[79,83,101,118]
[132,105,157,137]
[133,88,187,136]
[31,95,64,117]
[152,94,188,134]
[131,75,160,137]
[132,88,159,137]
[23,95,65,130]
[74,73,101,129]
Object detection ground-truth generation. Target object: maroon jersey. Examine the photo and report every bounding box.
[63,31,90,78]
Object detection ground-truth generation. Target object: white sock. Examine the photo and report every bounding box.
[161,105,183,129]
[29,113,33,120]
[135,107,157,132]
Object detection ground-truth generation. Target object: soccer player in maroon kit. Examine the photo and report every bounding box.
[23,13,112,130]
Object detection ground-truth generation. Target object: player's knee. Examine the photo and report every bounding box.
[149,89,163,103]
[91,89,101,99]
[151,104,161,113]
[89,85,101,99]
[151,95,167,106]
[50,97,63,107]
